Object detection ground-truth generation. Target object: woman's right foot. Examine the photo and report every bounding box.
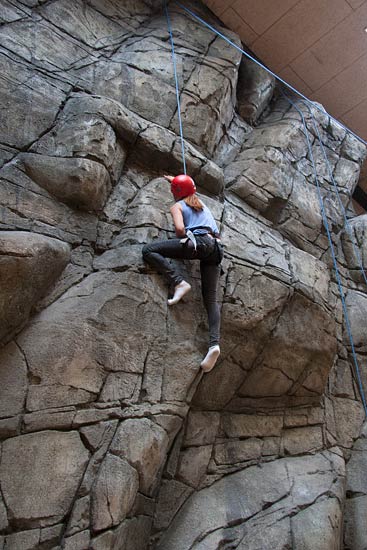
[200,345,220,373]
[168,281,191,306]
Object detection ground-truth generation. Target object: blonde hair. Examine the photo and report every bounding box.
[184,194,204,212]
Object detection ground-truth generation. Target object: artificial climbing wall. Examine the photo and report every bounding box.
[1,1,367,549]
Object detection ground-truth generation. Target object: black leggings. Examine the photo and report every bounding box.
[142,235,223,347]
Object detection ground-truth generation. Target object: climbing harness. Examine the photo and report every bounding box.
[165,2,367,414]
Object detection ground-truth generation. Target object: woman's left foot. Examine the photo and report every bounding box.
[168,280,191,306]
[201,345,220,373]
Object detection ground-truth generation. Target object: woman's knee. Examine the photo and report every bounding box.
[142,243,152,260]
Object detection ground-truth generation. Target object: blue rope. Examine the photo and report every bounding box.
[282,93,367,415]
[175,1,367,148]
[165,0,187,174]
[298,99,367,287]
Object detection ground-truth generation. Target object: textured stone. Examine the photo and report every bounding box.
[91,516,152,550]
[99,372,141,403]
[235,292,336,406]
[282,426,324,455]
[153,414,182,444]
[184,411,220,447]
[31,114,127,185]
[23,409,76,433]
[79,421,118,453]
[333,398,365,448]
[90,530,114,550]
[130,493,155,518]
[292,498,342,550]
[237,58,275,124]
[73,408,121,428]
[79,421,119,497]
[63,530,90,550]
[91,454,139,532]
[0,342,27,419]
[114,516,152,550]
[345,289,367,353]
[346,424,367,497]
[0,16,94,72]
[0,55,67,149]
[0,431,89,525]
[177,445,212,488]
[16,270,164,410]
[21,154,111,212]
[40,524,63,547]
[0,231,70,343]
[157,451,345,550]
[93,245,144,271]
[214,438,262,465]
[344,495,367,550]
[66,496,90,536]
[154,480,193,531]
[234,515,292,550]
[3,529,40,550]
[0,164,98,245]
[0,1,365,546]
[0,416,19,439]
[39,0,126,48]
[0,494,8,532]
[110,418,169,495]
[222,414,283,438]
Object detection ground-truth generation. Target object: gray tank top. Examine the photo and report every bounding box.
[179,200,219,235]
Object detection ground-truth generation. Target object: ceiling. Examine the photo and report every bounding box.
[202,0,367,143]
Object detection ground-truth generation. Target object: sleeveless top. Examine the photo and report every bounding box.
[179,199,219,235]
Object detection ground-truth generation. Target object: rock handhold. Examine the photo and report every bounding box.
[91,454,139,532]
[237,57,275,125]
[110,418,170,495]
[0,231,70,344]
[20,154,111,212]
[341,214,367,283]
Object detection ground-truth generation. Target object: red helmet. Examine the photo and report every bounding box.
[171,174,196,200]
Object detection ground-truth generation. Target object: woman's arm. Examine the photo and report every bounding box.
[170,203,186,237]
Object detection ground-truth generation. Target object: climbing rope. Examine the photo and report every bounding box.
[167,2,367,413]
[174,1,367,148]
[165,0,187,174]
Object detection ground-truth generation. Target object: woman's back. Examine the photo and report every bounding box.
[179,199,219,235]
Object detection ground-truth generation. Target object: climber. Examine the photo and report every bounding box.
[142,174,224,373]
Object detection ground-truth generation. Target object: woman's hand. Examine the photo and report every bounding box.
[164,175,174,182]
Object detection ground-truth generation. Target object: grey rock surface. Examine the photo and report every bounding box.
[344,421,367,550]
[0,0,366,548]
[91,454,139,532]
[237,57,275,124]
[0,231,70,344]
[0,431,89,526]
[156,450,345,550]
[110,418,169,495]
[21,154,112,212]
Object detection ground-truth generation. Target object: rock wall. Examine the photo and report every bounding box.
[0,1,367,549]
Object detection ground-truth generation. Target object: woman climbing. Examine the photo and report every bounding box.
[142,174,223,373]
